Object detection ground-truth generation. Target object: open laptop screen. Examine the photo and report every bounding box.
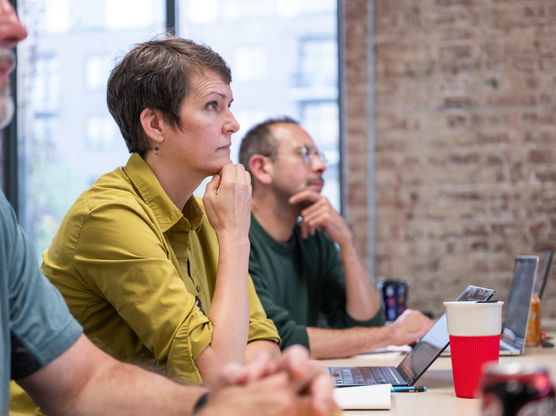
[501,255,538,350]
[397,285,495,383]
[537,250,553,299]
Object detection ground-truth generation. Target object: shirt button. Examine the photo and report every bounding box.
[196,285,201,293]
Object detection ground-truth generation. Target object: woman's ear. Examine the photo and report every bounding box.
[139,108,164,145]
[248,154,273,186]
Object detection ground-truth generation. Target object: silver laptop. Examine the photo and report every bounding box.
[328,285,495,387]
[442,255,539,357]
[499,255,538,355]
[537,250,553,300]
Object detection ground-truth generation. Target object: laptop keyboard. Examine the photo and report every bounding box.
[329,366,403,386]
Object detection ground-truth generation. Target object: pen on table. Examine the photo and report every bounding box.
[391,386,427,393]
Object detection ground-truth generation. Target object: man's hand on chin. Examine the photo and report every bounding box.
[289,190,351,245]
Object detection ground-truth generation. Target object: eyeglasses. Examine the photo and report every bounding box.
[265,144,328,165]
[295,145,328,165]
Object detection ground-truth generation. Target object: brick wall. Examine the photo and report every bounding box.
[343,0,556,318]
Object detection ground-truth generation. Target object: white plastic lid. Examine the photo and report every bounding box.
[443,301,504,336]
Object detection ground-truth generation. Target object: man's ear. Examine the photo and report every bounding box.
[248,154,273,185]
[139,108,165,146]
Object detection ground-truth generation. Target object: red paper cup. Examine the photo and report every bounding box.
[449,334,501,398]
[444,301,504,399]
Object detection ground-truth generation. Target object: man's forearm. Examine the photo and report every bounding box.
[20,335,205,416]
[68,360,205,416]
[339,239,382,321]
[306,326,394,359]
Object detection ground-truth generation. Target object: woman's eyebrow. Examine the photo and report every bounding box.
[206,91,228,100]
[204,90,234,105]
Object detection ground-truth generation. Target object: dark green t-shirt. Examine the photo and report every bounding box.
[248,215,384,350]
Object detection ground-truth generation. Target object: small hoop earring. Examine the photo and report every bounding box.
[154,145,160,156]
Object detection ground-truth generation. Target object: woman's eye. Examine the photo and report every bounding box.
[207,101,218,111]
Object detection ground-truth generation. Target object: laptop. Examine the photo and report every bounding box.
[537,250,553,299]
[442,255,539,357]
[498,255,539,355]
[328,285,495,387]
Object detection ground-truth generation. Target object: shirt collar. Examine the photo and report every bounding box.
[250,214,296,253]
[123,153,204,232]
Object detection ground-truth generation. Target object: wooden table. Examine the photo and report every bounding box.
[319,326,556,415]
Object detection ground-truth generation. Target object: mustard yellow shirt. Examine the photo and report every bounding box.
[42,153,279,384]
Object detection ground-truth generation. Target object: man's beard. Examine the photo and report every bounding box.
[0,86,15,129]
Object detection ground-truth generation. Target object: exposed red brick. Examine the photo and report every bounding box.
[343,0,556,318]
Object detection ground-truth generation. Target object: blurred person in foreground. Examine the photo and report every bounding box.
[2,3,337,416]
[238,117,435,359]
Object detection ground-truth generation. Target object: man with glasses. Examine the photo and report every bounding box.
[239,117,434,359]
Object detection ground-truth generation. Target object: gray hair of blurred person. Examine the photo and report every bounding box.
[107,36,232,156]
[238,116,299,185]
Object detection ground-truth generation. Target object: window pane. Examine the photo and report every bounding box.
[16,0,165,256]
[187,0,220,23]
[179,0,340,209]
